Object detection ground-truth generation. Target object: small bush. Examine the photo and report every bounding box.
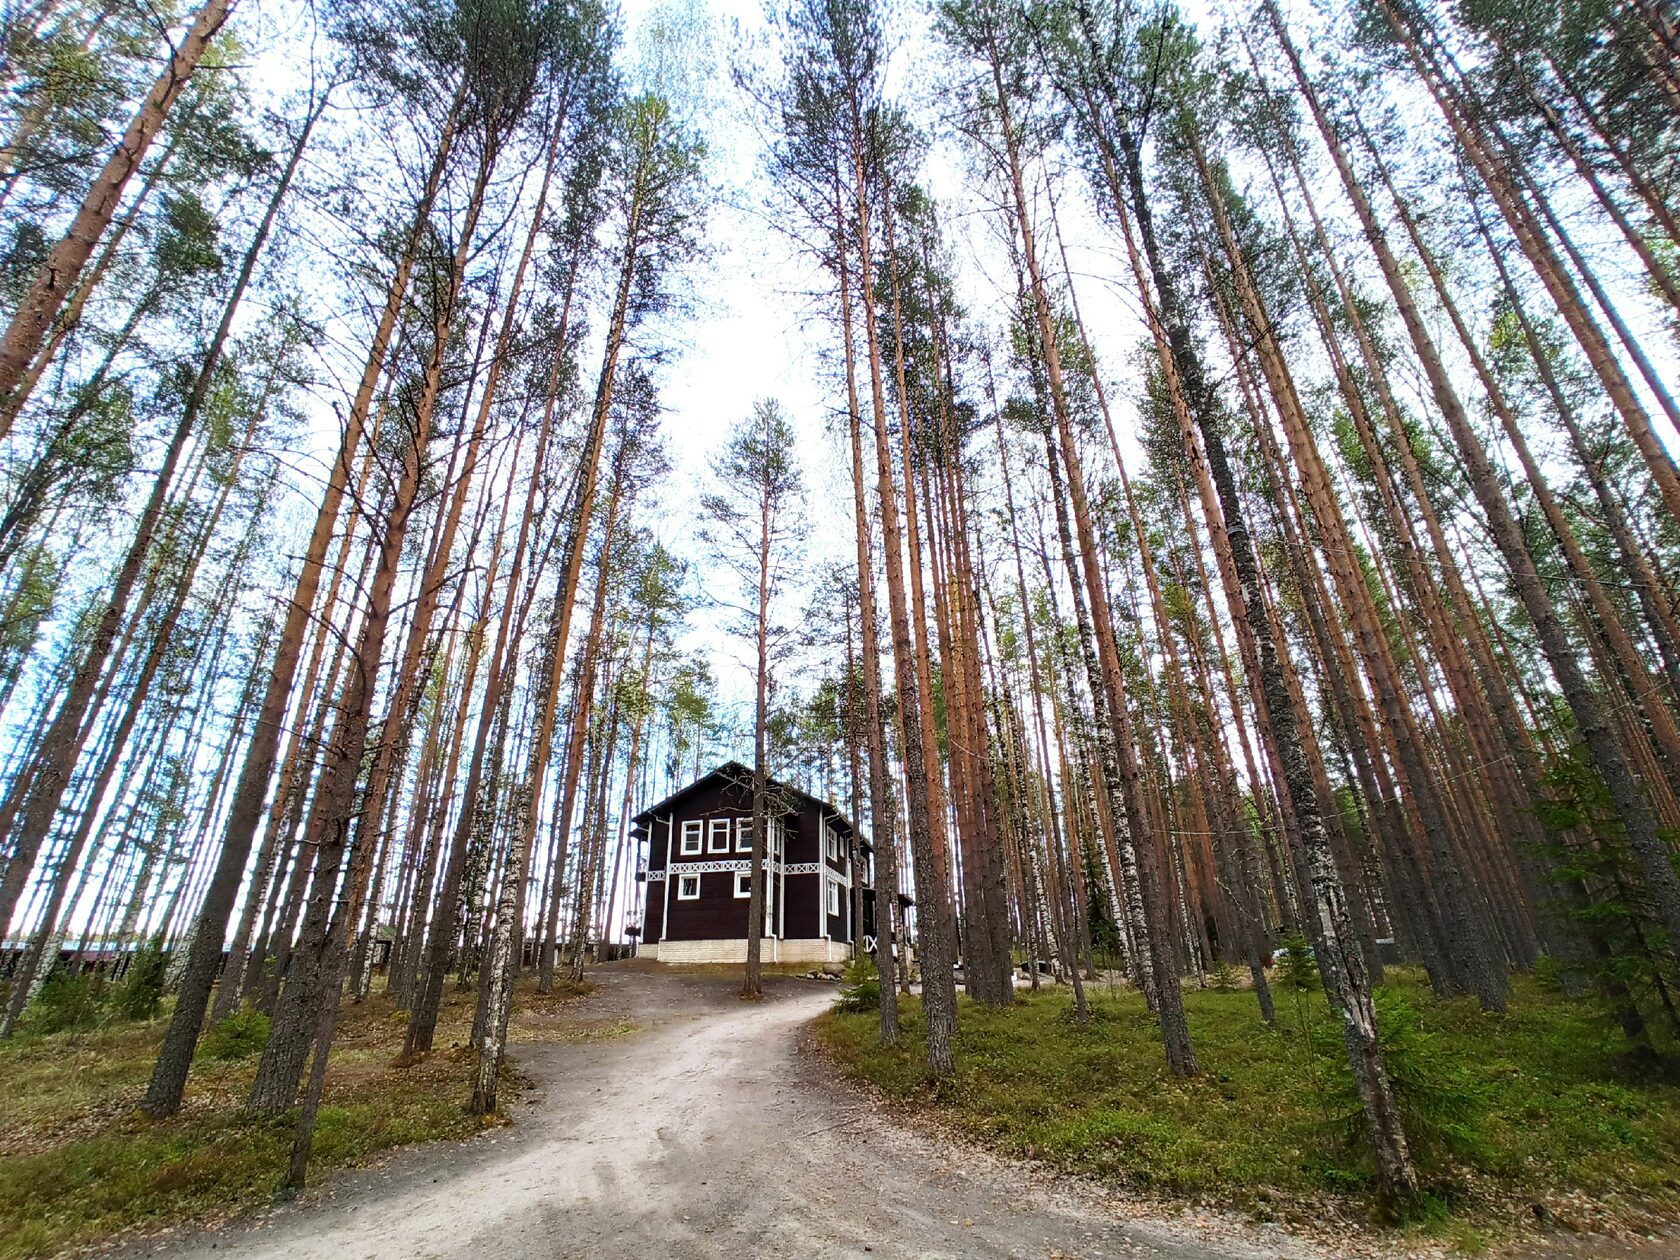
[112,945,168,1021]
[1375,993,1494,1170]
[198,1006,271,1061]
[1210,959,1240,991]
[1320,990,1493,1179]
[25,971,106,1035]
[1278,935,1319,991]
[836,953,880,1013]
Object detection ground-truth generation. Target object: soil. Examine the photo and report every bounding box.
[108,964,1680,1260]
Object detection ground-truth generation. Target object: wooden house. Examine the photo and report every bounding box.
[631,761,885,966]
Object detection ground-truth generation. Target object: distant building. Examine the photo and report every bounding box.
[632,761,893,966]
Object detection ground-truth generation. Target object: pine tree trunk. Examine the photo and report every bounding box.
[846,94,958,1077]
[0,0,235,430]
[1063,32,1417,1196]
[248,132,488,1114]
[1274,3,1680,970]
[832,163,899,1044]
[142,82,462,1115]
[403,239,583,1055]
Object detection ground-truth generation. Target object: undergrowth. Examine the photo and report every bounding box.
[0,975,595,1260]
[817,970,1680,1244]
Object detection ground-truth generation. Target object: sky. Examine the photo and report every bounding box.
[235,0,1680,745]
[20,0,1680,943]
[609,0,1162,732]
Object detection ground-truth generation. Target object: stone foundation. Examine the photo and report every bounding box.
[643,938,852,965]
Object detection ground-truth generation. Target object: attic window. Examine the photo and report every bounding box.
[677,874,700,900]
[825,828,841,863]
[680,820,702,856]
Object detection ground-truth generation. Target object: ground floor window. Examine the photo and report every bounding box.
[678,874,701,900]
[734,870,752,898]
[826,879,840,916]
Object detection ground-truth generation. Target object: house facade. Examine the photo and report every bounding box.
[632,762,875,966]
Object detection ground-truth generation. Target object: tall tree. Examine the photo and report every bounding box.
[699,398,808,998]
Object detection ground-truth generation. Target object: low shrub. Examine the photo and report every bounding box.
[836,952,880,1013]
[112,945,168,1021]
[25,972,106,1035]
[1277,935,1318,991]
[198,1006,272,1062]
[1319,990,1494,1179]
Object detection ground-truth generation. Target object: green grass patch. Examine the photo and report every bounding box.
[816,970,1680,1238]
[0,976,597,1259]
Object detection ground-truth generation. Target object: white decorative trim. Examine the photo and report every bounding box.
[646,870,666,882]
[782,862,823,875]
[670,858,763,875]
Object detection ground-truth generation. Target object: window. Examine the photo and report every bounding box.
[769,817,784,859]
[679,820,702,856]
[825,828,841,864]
[734,870,752,899]
[677,874,701,900]
[708,818,731,854]
[826,880,841,917]
[735,817,753,853]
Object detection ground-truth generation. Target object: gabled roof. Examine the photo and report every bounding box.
[632,760,869,850]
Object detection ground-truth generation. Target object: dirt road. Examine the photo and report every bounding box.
[111,966,1652,1260]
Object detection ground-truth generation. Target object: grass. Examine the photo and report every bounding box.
[816,970,1680,1245]
[0,976,603,1260]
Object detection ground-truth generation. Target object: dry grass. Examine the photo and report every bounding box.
[0,975,604,1260]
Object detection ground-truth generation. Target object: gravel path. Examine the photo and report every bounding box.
[111,965,1672,1260]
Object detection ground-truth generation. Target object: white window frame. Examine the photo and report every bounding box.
[679,820,702,856]
[708,817,731,854]
[826,879,840,917]
[825,828,840,864]
[769,817,784,859]
[735,817,753,853]
[734,870,752,899]
[677,874,701,901]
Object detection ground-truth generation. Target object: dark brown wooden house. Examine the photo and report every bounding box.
[631,761,883,966]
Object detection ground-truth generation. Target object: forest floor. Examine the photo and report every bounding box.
[0,972,611,1260]
[6,964,1676,1259]
[818,969,1680,1257]
[91,961,1360,1260]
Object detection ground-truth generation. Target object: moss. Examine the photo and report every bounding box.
[817,970,1680,1237]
